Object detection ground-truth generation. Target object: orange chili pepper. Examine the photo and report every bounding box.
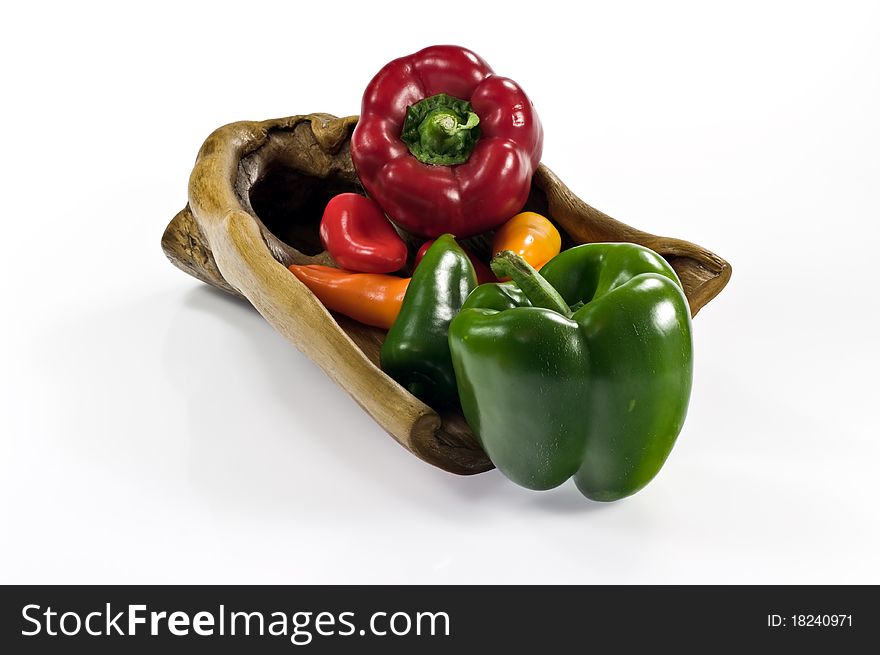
[288,264,410,330]
[491,211,562,273]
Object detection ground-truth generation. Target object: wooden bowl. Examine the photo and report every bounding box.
[162,113,731,475]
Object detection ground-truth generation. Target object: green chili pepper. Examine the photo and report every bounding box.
[448,243,694,501]
[381,234,477,408]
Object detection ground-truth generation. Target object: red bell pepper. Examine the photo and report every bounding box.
[351,45,543,238]
[319,193,407,273]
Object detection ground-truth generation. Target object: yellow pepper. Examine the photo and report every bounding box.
[491,212,561,274]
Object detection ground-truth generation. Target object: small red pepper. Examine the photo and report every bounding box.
[351,45,543,238]
[319,193,408,274]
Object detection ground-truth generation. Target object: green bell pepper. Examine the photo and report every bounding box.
[381,234,477,408]
[448,243,693,501]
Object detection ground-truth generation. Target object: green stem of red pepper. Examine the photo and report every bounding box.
[400,93,481,165]
[490,250,573,318]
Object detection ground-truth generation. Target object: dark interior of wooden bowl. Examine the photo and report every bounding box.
[250,167,364,258]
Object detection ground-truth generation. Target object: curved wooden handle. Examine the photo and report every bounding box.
[185,115,492,475]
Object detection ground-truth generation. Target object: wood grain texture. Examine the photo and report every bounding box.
[532,166,731,316]
[161,113,731,475]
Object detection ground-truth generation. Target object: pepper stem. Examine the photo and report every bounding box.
[400,93,481,165]
[490,250,573,318]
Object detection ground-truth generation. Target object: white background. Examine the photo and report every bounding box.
[2,1,878,584]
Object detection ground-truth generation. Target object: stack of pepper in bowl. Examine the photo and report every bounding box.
[289,45,694,502]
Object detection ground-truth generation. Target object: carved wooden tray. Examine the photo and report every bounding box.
[162,114,731,475]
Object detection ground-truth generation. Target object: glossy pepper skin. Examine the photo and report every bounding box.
[381,234,477,408]
[319,193,408,274]
[448,243,693,501]
[351,45,543,238]
[491,211,561,276]
[414,238,495,285]
[288,264,409,330]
